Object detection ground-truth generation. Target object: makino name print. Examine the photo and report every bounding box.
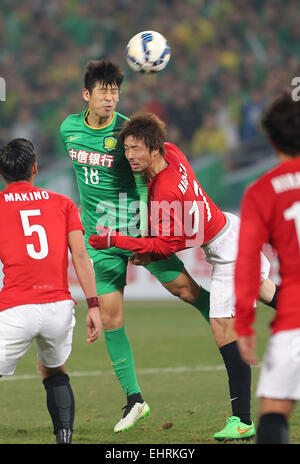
[95,193,205,248]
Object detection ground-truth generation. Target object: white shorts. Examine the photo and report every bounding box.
[201,212,270,318]
[257,328,300,400]
[0,300,75,376]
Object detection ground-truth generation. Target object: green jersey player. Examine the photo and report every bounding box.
[60,60,211,433]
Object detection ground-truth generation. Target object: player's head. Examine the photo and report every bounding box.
[83,60,123,120]
[119,112,167,173]
[261,89,300,158]
[0,138,37,184]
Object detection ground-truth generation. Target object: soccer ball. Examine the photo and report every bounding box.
[126,31,171,73]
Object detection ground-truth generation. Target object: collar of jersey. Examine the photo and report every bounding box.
[3,180,33,192]
[148,162,171,190]
[83,109,116,130]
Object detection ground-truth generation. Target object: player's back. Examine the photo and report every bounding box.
[249,158,300,329]
[0,181,82,311]
[160,142,226,244]
[253,159,300,277]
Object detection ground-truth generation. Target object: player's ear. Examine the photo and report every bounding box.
[32,162,38,176]
[82,88,90,102]
[152,147,161,158]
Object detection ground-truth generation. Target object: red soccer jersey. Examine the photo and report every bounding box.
[114,142,226,256]
[0,181,84,311]
[235,158,300,336]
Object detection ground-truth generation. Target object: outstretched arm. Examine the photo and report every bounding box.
[234,188,270,364]
[68,230,102,343]
[88,225,180,257]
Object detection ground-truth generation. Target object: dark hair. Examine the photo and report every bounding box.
[119,112,167,154]
[0,138,36,182]
[261,89,300,156]
[84,60,124,93]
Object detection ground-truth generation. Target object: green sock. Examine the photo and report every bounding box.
[192,288,210,324]
[104,326,141,396]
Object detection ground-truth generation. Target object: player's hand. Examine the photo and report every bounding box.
[129,252,152,266]
[86,307,103,343]
[88,226,116,250]
[237,334,259,366]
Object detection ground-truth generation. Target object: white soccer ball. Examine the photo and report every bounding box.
[126,31,171,73]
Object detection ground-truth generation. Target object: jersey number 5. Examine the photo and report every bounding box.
[20,209,49,260]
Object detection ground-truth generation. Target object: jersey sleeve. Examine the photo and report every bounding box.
[67,199,85,234]
[115,233,182,257]
[234,186,271,337]
[115,192,183,256]
[133,172,148,233]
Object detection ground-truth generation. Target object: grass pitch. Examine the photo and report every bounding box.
[0,299,299,445]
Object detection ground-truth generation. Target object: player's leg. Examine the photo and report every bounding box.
[255,328,300,443]
[206,212,277,440]
[99,288,150,432]
[210,253,266,441]
[146,249,276,324]
[92,250,139,396]
[210,317,236,347]
[146,255,210,323]
[148,251,253,438]
[198,214,277,441]
[92,249,150,432]
[256,398,293,444]
[161,267,210,323]
[37,361,74,444]
[0,304,38,376]
[210,315,255,441]
[98,288,141,397]
[36,300,76,444]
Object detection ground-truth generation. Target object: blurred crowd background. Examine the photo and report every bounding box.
[0,0,299,206]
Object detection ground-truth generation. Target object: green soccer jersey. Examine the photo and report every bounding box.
[60,110,141,237]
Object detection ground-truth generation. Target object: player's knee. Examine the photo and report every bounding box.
[179,288,197,304]
[163,269,200,304]
[166,282,198,303]
[101,311,124,330]
[210,317,236,347]
[37,359,66,380]
[98,291,124,330]
[210,319,225,346]
[170,286,189,302]
[179,284,200,304]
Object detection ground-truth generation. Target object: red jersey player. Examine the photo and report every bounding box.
[0,138,102,444]
[235,91,300,444]
[88,112,278,441]
[91,141,227,255]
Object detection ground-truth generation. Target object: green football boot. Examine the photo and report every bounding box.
[214,416,256,441]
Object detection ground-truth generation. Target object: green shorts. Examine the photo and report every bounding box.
[86,243,184,295]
